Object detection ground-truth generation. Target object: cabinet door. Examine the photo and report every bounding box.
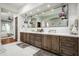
[24,33,29,43]
[34,34,43,48]
[29,33,35,45]
[42,35,52,50]
[20,32,25,42]
[60,37,78,56]
[51,36,59,53]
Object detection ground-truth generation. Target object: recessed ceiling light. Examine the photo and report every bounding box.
[47,4,51,8]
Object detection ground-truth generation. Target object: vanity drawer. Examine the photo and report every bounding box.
[60,41,77,47]
[34,34,43,42]
[60,36,78,56]
[60,37,78,42]
[35,34,42,37]
[60,47,77,56]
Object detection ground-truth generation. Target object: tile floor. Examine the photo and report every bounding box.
[0,42,57,56]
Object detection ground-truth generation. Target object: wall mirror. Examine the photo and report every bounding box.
[23,3,68,28]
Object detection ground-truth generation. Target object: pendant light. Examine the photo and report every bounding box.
[59,5,66,19]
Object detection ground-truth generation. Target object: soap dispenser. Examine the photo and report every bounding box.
[71,19,78,35]
[71,25,78,35]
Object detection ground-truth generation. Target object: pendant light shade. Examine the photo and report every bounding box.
[59,5,66,19]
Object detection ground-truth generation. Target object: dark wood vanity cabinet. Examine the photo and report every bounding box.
[29,33,35,45]
[42,35,52,50]
[60,37,78,56]
[20,32,79,56]
[51,36,60,53]
[25,33,30,43]
[29,33,43,48]
[42,35,59,53]
[34,34,43,48]
[20,32,25,42]
[20,32,29,43]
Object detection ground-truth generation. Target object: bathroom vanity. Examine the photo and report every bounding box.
[19,3,79,56]
[20,32,79,56]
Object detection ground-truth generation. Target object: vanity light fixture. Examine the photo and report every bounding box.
[59,5,66,20]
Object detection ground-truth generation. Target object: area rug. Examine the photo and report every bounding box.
[33,49,57,56]
[16,43,30,48]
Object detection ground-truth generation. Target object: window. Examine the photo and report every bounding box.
[1,21,11,33]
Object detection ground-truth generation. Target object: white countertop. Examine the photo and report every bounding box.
[21,31,79,38]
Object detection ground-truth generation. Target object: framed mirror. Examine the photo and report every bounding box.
[24,3,68,28]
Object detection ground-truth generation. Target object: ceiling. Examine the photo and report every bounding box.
[0,3,26,13]
[0,3,43,14]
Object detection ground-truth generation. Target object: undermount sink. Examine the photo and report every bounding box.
[48,30,56,33]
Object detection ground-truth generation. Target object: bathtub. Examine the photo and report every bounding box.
[0,32,14,39]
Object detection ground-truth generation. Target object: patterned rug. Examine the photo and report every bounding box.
[33,49,57,56]
[16,43,30,48]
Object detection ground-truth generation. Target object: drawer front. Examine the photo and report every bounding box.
[60,37,78,56]
[35,34,43,42]
[35,34,42,37]
[60,48,77,56]
[60,45,77,52]
[60,41,77,48]
[60,37,77,42]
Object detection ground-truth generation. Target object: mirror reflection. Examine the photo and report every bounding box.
[23,3,68,28]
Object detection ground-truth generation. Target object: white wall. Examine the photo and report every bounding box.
[12,15,16,39]
[68,4,78,27]
[77,4,79,34]
[18,3,79,41]
[0,15,1,37]
[18,16,25,41]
